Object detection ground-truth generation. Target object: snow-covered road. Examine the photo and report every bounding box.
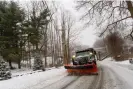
[0,67,68,89]
[101,59,133,89]
[0,67,96,89]
[1,58,133,89]
[43,75,96,89]
[26,72,96,89]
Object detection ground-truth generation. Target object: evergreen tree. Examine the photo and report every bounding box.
[0,1,25,69]
[25,2,50,70]
[28,6,50,50]
[0,57,11,80]
[0,1,50,69]
[33,52,45,71]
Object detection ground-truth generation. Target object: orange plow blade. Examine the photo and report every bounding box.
[64,63,98,75]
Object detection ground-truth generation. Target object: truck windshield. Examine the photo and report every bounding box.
[76,51,92,57]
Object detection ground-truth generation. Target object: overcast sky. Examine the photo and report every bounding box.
[57,0,98,47]
[18,0,99,47]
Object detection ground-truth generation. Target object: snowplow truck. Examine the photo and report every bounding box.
[64,48,98,75]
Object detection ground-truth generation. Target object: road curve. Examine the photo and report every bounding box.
[101,61,133,89]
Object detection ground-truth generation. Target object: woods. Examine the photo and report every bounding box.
[0,0,77,69]
[1,0,133,69]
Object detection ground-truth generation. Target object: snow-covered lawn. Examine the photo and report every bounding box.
[21,57,63,68]
[104,57,133,70]
[104,57,130,64]
[11,67,57,77]
[0,67,67,89]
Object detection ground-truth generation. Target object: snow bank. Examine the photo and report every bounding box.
[103,57,133,71]
[0,67,67,89]
[11,66,61,78]
[104,57,130,65]
[115,60,130,65]
[103,57,114,61]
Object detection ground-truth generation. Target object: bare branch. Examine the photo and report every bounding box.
[99,16,131,37]
[80,1,102,20]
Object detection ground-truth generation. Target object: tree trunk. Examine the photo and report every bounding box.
[36,43,39,50]
[18,59,21,69]
[67,28,71,64]
[62,28,67,64]
[126,1,133,18]
[28,38,31,68]
[44,50,47,67]
[9,59,13,69]
[44,25,48,68]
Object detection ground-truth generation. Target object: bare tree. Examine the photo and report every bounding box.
[61,11,67,64]
[60,10,76,64]
[66,13,75,64]
[77,1,133,37]
[105,32,124,60]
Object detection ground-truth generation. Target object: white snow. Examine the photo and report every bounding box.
[104,57,131,65]
[103,57,133,70]
[65,76,94,89]
[2,57,133,89]
[116,60,129,65]
[21,57,63,68]
[0,67,67,89]
[101,57,133,89]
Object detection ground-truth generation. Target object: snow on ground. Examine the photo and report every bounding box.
[116,60,130,65]
[0,67,67,89]
[21,57,63,68]
[103,57,133,70]
[101,58,133,89]
[104,57,130,65]
[11,62,57,77]
[11,68,32,77]
[3,57,133,89]
[65,76,94,89]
